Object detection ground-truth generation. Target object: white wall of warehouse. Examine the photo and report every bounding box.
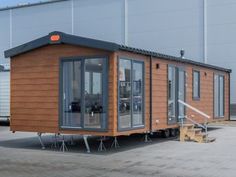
[0,0,235,104]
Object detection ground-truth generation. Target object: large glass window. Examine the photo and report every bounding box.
[214,74,225,117]
[133,62,144,126]
[84,59,105,129]
[118,59,144,129]
[193,70,200,99]
[62,61,82,127]
[61,57,107,129]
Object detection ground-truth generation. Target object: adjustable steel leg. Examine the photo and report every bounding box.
[60,135,68,152]
[98,136,106,152]
[144,133,152,143]
[83,135,90,153]
[51,133,59,149]
[37,132,45,150]
[111,137,120,148]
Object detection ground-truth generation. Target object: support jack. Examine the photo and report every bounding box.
[59,135,68,152]
[37,132,45,150]
[98,136,106,152]
[111,137,120,148]
[51,133,59,149]
[144,133,152,143]
[83,135,90,153]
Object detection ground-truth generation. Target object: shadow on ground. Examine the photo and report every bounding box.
[0,125,223,155]
[0,131,177,155]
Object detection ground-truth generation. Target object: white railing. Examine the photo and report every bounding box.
[178,99,210,142]
[178,100,210,119]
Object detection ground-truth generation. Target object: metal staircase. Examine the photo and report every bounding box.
[178,100,215,143]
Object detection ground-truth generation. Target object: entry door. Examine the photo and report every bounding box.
[168,66,186,124]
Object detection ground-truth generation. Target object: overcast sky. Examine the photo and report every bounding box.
[0,0,52,7]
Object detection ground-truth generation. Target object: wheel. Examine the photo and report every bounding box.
[170,128,177,137]
[162,129,170,138]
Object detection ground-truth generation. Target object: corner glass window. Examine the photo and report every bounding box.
[214,74,225,117]
[118,58,144,130]
[61,57,108,130]
[193,70,200,99]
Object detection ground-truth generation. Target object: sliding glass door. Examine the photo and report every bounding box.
[168,66,177,124]
[118,58,144,130]
[168,66,186,124]
[61,57,107,130]
[84,59,105,129]
[62,61,82,127]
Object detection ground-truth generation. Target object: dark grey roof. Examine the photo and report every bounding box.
[4,31,231,73]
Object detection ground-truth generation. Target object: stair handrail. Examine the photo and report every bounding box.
[178,99,210,143]
[178,99,210,119]
[184,115,206,130]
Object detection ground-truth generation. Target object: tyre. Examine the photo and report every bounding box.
[162,129,170,138]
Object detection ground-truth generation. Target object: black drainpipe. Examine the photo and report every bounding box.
[149,55,153,133]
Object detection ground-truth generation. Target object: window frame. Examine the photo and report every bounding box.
[167,64,186,125]
[59,55,109,132]
[192,70,200,100]
[214,73,225,118]
[117,57,145,131]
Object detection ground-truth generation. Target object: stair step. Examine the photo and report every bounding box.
[188,128,202,133]
[195,132,208,137]
[182,124,195,128]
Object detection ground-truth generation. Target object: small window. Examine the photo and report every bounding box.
[193,70,200,100]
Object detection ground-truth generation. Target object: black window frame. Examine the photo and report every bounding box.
[117,57,145,131]
[59,55,109,132]
[214,73,225,118]
[192,70,200,100]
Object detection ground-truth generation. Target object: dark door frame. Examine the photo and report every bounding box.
[167,65,186,125]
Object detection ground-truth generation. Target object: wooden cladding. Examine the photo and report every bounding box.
[10,44,230,136]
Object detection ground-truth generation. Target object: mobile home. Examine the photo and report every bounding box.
[4,32,231,142]
[0,65,10,122]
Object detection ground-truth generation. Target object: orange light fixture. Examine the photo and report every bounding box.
[50,34,60,42]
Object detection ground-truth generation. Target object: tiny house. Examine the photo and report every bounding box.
[4,31,231,138]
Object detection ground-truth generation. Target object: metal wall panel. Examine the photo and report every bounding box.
[207,0,236,103]
[0,0,235,105]
[73,0,124,44]
[12,0,72,47]
[0,71,10,117]
[0,10,10,64]
[128,0,204,61]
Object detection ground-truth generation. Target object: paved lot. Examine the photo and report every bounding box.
[0,124,236,177]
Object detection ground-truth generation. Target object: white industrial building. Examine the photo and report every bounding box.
[0,0,235,119]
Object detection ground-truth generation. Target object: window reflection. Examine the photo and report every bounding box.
[61,58,107,129]
[84,59,104,128]
[119,59,144,129]
[133,62,143,126]
[62,61,81,127]
[119,59,132,128]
